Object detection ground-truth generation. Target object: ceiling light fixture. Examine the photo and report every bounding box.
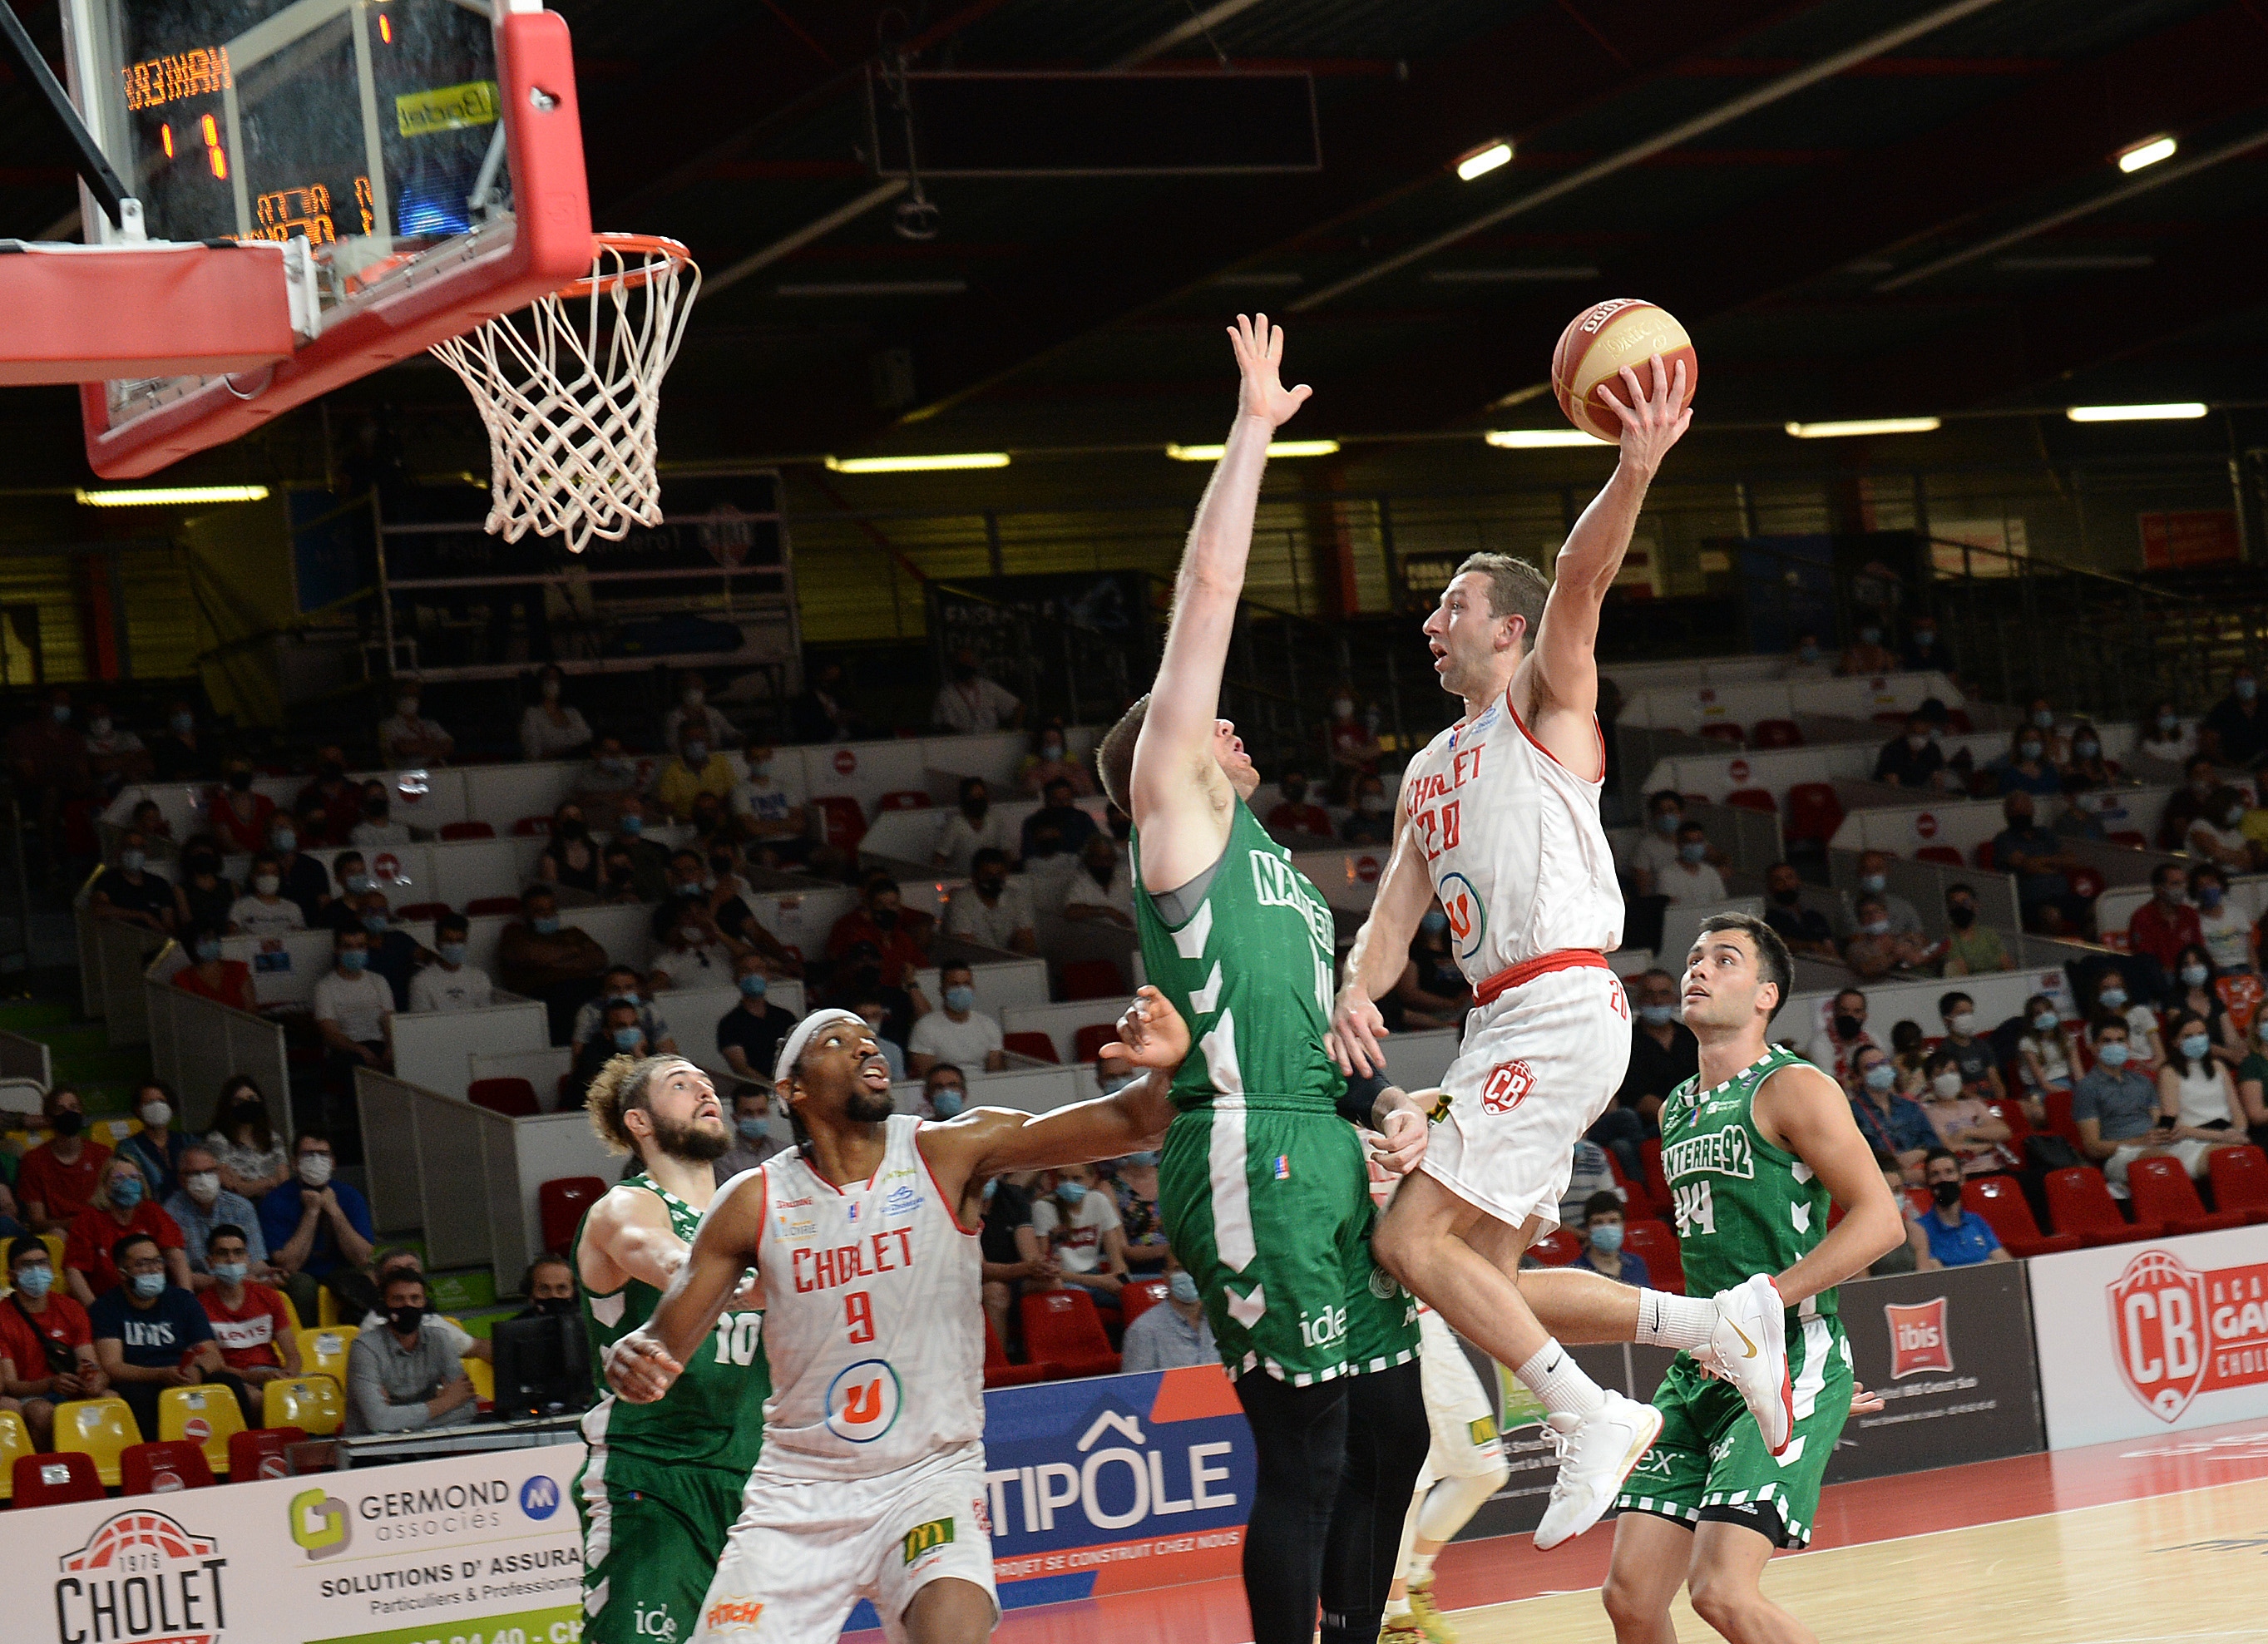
[2116,135,2177,174]
[823,452,1010,473]
[2065,402,2206,422]
[1166,439,1342,462]
[1783,417,1942,439]
[1455,141,1512,182]
[76,485,269,506]
[1484,428,1604,448]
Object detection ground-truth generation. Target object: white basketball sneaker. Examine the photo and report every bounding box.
[1532,1389,1664,1551]
[1707,1274,1793,1455]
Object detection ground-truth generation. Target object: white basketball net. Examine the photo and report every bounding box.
[430,234,700,554]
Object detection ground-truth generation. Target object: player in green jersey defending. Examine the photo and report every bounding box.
[1093,313,1431,1644]
[1603,912,1904,1644]
[576,1054,771,1644]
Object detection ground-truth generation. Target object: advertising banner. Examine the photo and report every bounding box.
[2030,1224,2268,1449]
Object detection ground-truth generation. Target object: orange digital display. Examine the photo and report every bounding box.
[254,185,338,244]
[120,47,232,112]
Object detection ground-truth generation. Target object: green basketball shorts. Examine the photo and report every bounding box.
[579,1450,748,1644]
[1158,1095,1419,1386]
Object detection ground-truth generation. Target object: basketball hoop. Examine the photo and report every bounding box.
[430,232,700,555]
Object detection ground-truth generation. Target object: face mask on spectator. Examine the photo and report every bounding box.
[344,872,374,896]
[683,741,708,763]
[362,914,388,936]
[1859,872,1885,894]
[299,1153,334,1187]
[617,812,643,836]
[1862,1063,1895,1091]
[1833,1012,1863,1040]
[2182,963,2210,988]
[1420,910,1448,934]
[15,1262,53,1297]
[1859,918,1890,936]
[438,942,468,965]
[1860,626,1881,645]
[1638,1004,1677,1027]
[1946,1012,1974,1037]
[542,678,561,700]
[2200,883,2225,908]
[736,1116,768,1141]
[930,1088,965,1119]
[678,926,706,948]
[944,985,975,1014]
[228,769,254,792]
[1055,1180,1087,1206]
[339,949,368,973]
[212,1261,248,1286]
[194,937,223,962]
[50,1108,84,1138]
[1653,811,1681,834]
[2033,708,2055,729]
[2240,678,2260,703]
[2158,713,2179,733]
[274,828,298,853]
[2097,1040,2131,1068]
[141,1098,171,1130]
[1798,643,1820,664]
[2076,738,2099,759]
[1930,1072,1963,1098]
[2099,985,2127,1009]
[2032,1010,2057,1034]
[120,847,146,873]
[531,915,561,934]
[1169,1270,1200,1305]
[1042,740,1065,761]
[185,1171,220,1205]
[2018,740,2043,761]
[1948,903,1975,929]
[387,1303,425,1335]
[1332,697,1355,719]
[187,853,219,877]
[1679,842,1708,863]
[2181,1032,2212,1060]
[131,1271,166,1301]
[110,1174,146,1207]
[1930,1179,1964,1209]
[1913,629,1934,648]
[684,688,704,708]
[254,874,281,896]
[2229,805,2249,827]
[738,974,768,999]
[1588,1222,1624,1254]
[171,711,194,734]
[613,1027,643,1051]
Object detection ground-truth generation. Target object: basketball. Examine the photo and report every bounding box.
[1552,299,1698,442]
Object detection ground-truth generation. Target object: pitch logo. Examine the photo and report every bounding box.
[1480,1060,1533,1115]
[56,1509,230,1644]
[826,1358,903,1443]
[289,1488,351,1558]
[1885,1297,1954,1379]
[704,1597,765,1632]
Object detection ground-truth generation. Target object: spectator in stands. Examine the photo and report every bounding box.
[1342,773,1395,845]
[2235,1019,2268,1151]
[230,852,306,936]
[933,648,1022,733]
[573,1003,651,1100]
[1119,1252,1218,1373]
[2189,787,2256,873]
[932,778,1017,875]
[351,780,413,848]
[2060,721,2117,792]
[2167,945,2241,1071]
[828,873,931,986]
[2090,965,2165,1070]
[537,802,601,894]
[1611,969,1694,1146]
[792,657,861,743]
[1939,883,2011,975]
[520,665,594,762]
[729,743,809,866]
[1872,712,1946,791]
[1992,791,2084,934]
[2160,1011,2246,1177]
[1060,832,1136,930]
[66,1153,190,1303]
[172,924,256,1012]
[2073,1018,2165,1191]
[1986,725,2063,798]
[650,906,735,991]
[1776,632,1830,682]
[354,891,425,1010]
[1030,1163,1126,1304]
[116,1081,187,1202]
[611,811,673,896]
[264,1129,375,1326]
[919,1064,969,1122]
[2190,864,2256,975]
[356,1252,492,1370]
[128,797,170,841]
[2134,700,2196,782]
[847,985,910,1082]
[1912,1149,2008,1268]
[1628,790,1687,896]
[312,853,370,936]
[1577,1192,1650,1286]
[1324,689,1384,795]
[1391,907,1474,1031]
[2202,666,2268,770]
[1661,821,1727,906]
[1106,1151,1169,1274]
[206,1079,289,1201]
[90,1231,249,1437]
[716,954,795,1093]
[1920,1049,2013,1176]
[1887,1019,1929,1090]
[714,1085,783,1184]
[264,814,330,921]
[20,1086,110,1235]
[295,747,360,847]
[510,1256,580,1321]
[408,913,494,1013]
[210,758,276,856]
[1900,614,1950,674]
[149,699,214,783]
[87,830,174,934]
[908,962,1006,1075]
[979,1170,1047,1349]
[1806,988,1880,1085]
[377,685,453,767]
[941,850,1039,957]
[1557,1139,1619,1227]
[2158,756,2221,851]
[689,790,734,848]
[2014,997,2079,1123]
[165,1146,270,1288]
[170,842,236,936]
[315,927,395,1075]
[652,726,736,822]
[1848,1044,1934,1182]
[662,672,740,757]
[1265,767,1333,839]
[1021,778,1099,861]
[1762,862,1836,960]
[195,1223,299,1418]
[0,1233,105,1448]
[1836,621,1896,677]
[571,737,645,832]
[1846,851,1924,937]
[1020,721,1093,798]
[348,1270,478,1434]
[572,967,677,1054]
[1843,895,1934,980]
[596,841,645,906]
[500,885,609,1044]
[11,686,94,837]
[1936,993,2009,1102]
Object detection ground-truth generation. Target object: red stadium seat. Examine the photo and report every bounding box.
[228,1427,303,1482]
[120,1439,215,1495]
[1784,784,1843,847]
[1072,1024,1118,1064]
[439,821,497,841]
[513,816,554,836]
[817,796,867,851]
[2207,1145,2268,1223]
[1620,1219,1683,1294]
[467,896,522,916]
[1004,1031,1060,1064]
[875,790,931,813]
[2067,866,2105,901]
[14,1451,102,1508]
[1902,1186,1933,1221]
[1697,723,1745,746]
[2043,1168,2163,1247]
[1946,709,1973,733]
[1917,846,1962,866]
[2127,1156,2251,1236]
[469,1078,541,1118]
[2041,1088,2083,1150]
[1020,1290,1120,1379]
[1989,1099,2035,1153]
[1119,1278,1169,1327]
[1059,961,1124,1002]
[2107,831,2147,849]
[1962,1175,2079,1257]
[984,1317,1049,1389]
[1726,789,1777,814]
[1640,1138,1671,1217]
[1529,1228,1583,1266]
[540,1176,609,1254]
[1607,1149,1665,1219]
[1971,843,1996,870]
[1752,719,1803,748]
[1871,712,1910,728]
[396,901,452,922]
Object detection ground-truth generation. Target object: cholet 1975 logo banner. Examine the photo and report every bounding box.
[53,1508,231,1644]
[2110,1246,2268,1422]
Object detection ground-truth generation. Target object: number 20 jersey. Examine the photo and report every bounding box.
[753,1114,985,1479]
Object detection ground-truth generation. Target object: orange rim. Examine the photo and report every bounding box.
[559,232,695,299]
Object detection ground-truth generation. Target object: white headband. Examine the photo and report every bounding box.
[773,1009,869,1086]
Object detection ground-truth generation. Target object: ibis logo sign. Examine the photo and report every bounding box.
[54,1509,230,1644]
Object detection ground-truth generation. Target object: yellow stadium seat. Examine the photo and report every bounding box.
[317,1286,341,1328]
[442,1316,494,1405]
[159,1383,247,1478]
[40,1231,65,1269]
[53,1395,141,1487]
[297,1326,358,1385]
[263,1375,344,1437]
[0,1406,32,1500]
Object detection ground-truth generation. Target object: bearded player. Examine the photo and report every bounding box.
[1603,912,1902,1644]
[1093,314,1431,1644]
[601,997,1197,1644]
[1331,353,1791,1549]
[575,1054,769,1644]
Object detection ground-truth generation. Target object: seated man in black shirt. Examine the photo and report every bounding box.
[715,953,796,1094]
[1872,712,1946,790]
[978,1171,1048,1355]
[2202,668,2268,770]
[87,830,175,935]
[318,852,376,936]
[1020,778,1099,861]
[1762,860,1839,960]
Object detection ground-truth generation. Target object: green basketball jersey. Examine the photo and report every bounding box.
[1133,799,1342,1113]
[1658,1044,1838,1320]
[577,1174,770,1471]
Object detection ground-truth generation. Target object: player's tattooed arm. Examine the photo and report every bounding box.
[1752,1060,1907,1304]
[1330,768,1430,1077]
[603,1171,765,1405]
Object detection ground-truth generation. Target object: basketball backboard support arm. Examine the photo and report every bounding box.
[0,0,131,227]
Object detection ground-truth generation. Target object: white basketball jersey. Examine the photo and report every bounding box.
[1401,688,1623,984]
[753,1113,983,1479]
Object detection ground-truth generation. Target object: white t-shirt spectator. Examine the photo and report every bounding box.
[377,713,451,764]
[1059,860,1135,923]
[1805,1028,1879,1085]
[351,819,413,847]
[944,879,1035,949]
[932,810,1019,874]
[730,765,807,829]
[1660,860,1727,907]
[660,703,737,755]
[1628,832,1682,892]
[651,942,735,990]
[1030,1189,1121,1274]
[408,963,495,1013]
[519,704,593,762]
[230,894,305,936]
[314,968,394,1044]
[907,1008,1004,1069]
[2199,902,2255,973]
[931,677,1020,734]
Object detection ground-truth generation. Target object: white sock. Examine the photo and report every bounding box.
[1514,1340,1607,1419]
[1634,1289,1716,1350]
[1385,1597,1413,1619]
[1406,1551,1437,1584]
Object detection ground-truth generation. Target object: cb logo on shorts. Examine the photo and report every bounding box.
[1480,1060,1533,1115]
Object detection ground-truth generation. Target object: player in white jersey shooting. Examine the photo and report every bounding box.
[602,997,1191,1644]
[1330,353,1791,1550]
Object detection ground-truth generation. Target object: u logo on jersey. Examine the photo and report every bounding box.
[826,1357,903,1443]
[1439,871,1485,961]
